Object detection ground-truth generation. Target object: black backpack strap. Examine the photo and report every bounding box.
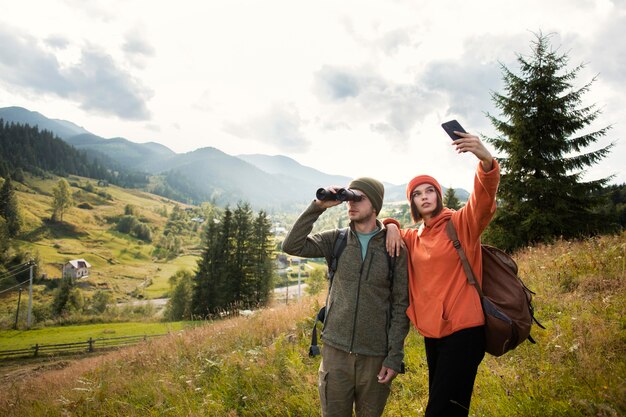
[309,310,323,356]
[309,228,348,357]
[328,228,349,284]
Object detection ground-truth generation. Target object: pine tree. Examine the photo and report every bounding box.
[0,177,21,237]
[443,186,462,210]
[485,33,614,251]
[51,178,73,222]
[0,216,9,257]
[249,210,274,305]
[216,207,234,309]
[192,207,234,317]
[192,214,216,317]
[232,203,253,305]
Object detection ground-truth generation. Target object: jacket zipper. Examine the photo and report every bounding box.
[349,233,375,353]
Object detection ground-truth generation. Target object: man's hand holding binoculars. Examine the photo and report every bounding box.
[314,186,343,209]
[315,186,364,209]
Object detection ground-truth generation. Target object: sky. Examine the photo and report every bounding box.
[0,0,624,191]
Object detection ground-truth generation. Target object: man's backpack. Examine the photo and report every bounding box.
[308,228,395,357]
[446,220,545,357]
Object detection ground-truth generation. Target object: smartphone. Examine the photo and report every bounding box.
[441,119,467,140]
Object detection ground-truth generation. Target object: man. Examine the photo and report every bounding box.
[282,177,410,417]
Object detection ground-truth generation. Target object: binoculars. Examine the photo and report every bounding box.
[316,187,363,202]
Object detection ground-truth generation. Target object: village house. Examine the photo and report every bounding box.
[63,259,92,279]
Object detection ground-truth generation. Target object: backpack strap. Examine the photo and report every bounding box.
[446,220,545,347]
[309,228,348,357]
[328,228,349,285]
[445,220,485,298]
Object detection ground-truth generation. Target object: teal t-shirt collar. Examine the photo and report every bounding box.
[356,227,380,260]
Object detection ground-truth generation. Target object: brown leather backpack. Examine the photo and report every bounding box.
[446,220,544,356]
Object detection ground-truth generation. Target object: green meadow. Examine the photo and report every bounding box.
[0,232,623,416]
[0,321,191,350]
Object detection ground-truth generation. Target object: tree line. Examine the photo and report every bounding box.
[0,120,149,188]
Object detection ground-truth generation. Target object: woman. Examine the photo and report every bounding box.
[384,130,500,417]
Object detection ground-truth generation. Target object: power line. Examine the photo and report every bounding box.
[4,262,30,273]
[0,264,30,277]
[0,267,31,282]
[0,263,31,281]
[0,261,32,278]
[0,277,31,295]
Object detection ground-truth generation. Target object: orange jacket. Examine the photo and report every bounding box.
[390,160,500,338]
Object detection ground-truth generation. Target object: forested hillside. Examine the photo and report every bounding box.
[0,119,149,188]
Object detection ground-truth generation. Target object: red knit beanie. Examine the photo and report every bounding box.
[406,175,442,201]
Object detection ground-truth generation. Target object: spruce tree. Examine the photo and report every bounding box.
[216,207,234,309]
[485,33,614,251]
[0,216,8,257]
[232,203,253,305]
[443,186,462,210]
[192,213,218,317]
[250,210,274,305]
[193,207,234,316]
[0,177,21,237]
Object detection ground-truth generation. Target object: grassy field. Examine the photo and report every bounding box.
[0,321,192,350]
[0,232,623,416]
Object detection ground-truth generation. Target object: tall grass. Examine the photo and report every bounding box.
[0,232,624,416]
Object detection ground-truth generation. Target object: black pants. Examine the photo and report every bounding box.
[424,326,485,417]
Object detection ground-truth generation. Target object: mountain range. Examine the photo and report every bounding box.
[0,106,468,211]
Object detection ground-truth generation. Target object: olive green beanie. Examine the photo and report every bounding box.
[348,177,385,216]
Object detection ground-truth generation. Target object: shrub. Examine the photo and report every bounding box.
[306,268,325,296]
[131,222,152,242]
[90,290,112,314]
[164,270,194,321]
[117,215,139,234]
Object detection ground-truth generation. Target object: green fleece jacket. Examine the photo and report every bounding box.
[282,202,410,372]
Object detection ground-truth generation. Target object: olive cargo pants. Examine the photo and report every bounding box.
[318,344,391,417]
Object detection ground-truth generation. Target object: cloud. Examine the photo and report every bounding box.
[313,65,441,143]
[367,83,442,142]
[62,0,118,22]
[588,13,626,87]
[377,29,414,56]
[68,47,153,119]
[313,66,366,100]
[223,103,310,152]
[0,26,152,120]
[418,33,531,130]
[44,34,70,49]
[123,29,155,69]
[318,118,351,132]
[420,60,501,129]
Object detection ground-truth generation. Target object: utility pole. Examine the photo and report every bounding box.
[285,268,289,305]
[27,261,34,328]
[14,287,22,329]
[297,259,301,300]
